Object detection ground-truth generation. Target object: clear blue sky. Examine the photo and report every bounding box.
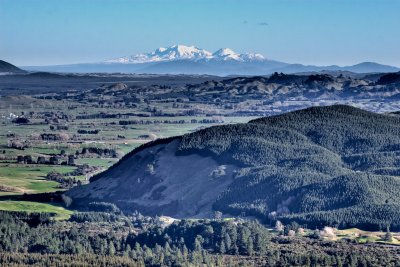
[1,0,399,67]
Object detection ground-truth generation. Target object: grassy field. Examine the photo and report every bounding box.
[75,157,118,167]
[0,200,73,220]
[0,164,76,196]
[336,228,400,245]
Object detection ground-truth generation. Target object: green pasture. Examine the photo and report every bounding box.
[0,164,75,196]
[0,200,73,220]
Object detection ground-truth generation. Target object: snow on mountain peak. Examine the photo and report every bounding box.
[156,47,167,53]
[241,53,265,61]
[213,48,237,56]
[166,45,212,59]
[212,48,241,60]
[104,45,266,63]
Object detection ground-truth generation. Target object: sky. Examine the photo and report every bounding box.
[1,0,399,67]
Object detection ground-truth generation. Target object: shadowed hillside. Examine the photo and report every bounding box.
[67,105,400,230]
[0,60,25,73]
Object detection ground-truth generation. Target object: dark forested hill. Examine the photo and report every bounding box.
[67,105,400,230]
[0,60,25,73]
[377,72,400,85]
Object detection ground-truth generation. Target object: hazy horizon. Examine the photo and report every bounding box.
[1,0,400,67]
[12,44,400,69]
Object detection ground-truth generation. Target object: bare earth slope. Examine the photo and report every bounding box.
[68,139,238,217]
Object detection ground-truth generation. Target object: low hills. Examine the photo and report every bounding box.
[67,105,400,230]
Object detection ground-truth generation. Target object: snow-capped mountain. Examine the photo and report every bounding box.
[105,45,265,63]
[23,44,400,75]
[211,48,265,62]
[105,45,212,63]
[212,48,241,61]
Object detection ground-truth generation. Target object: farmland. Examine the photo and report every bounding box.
[0,85,258,213]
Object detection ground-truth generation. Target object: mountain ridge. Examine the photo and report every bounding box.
[19,45,400,75]
[23,60,400,76]
[104,45,265,64]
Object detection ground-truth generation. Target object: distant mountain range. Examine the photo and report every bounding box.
[104,45,265,63]
[16,44,400,75]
